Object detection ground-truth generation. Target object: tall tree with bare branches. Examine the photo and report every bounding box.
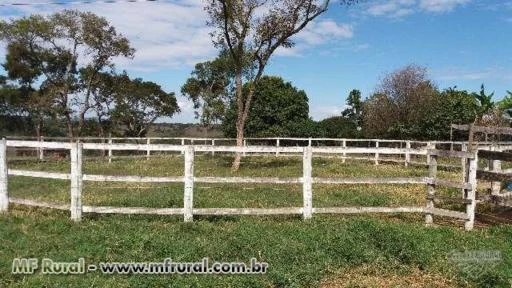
[205,0,359,171]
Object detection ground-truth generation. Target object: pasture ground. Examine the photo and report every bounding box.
[1,154,511,287]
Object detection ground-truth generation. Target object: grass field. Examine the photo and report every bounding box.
[1,154,511,287]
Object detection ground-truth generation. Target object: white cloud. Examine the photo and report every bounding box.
[435,67,512,81]
[419,0,471,13]
[366,0,470,18]
[1,1,355,70]
[276,20,353,57]
[1,0,216,71]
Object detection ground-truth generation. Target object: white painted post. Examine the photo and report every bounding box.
[303,146,313,219]
[146,138,151,160]
[181,138,185,155]
[276,139,280,156]
[405,141,411,167]
[425,151,437,226]
[426,142,433,165]
[39,136,44,161]
[108,136,113,164]
[342,139,347,164]
[465,154,478,231]
[308,138,312,147]
[211,139,215,156]
[490,146,502,196]
[0,138,8,212]
[374,141,379,165]
[243,139,247,157]
[70,142,83,222]
[183,146,194,222]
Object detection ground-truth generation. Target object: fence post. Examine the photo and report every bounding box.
[465,154,478,231]
[342,139,347,164]
[0,138,8,212]
[39,136,44,161]
[489,146,502,196]
[276,139,280,157]
[108,136,113,164]
[374,141,379,165]
[211,139,215,156]
[426,142,433,165]
[308,138,312,147]
[425,150,437,226]
[183,146,194,222]
[146,138,151,160]
[302,146,312,219]
[243,139,247,157]
[405,141,411,167]
[70,141,83,222]
[181,138,185,155]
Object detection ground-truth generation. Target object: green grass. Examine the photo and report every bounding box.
[1,155,511,287]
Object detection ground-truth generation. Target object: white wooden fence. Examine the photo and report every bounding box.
[9,136,512,168]
[0,139,480,230]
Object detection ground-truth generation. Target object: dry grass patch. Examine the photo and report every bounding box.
[321,264,460,288]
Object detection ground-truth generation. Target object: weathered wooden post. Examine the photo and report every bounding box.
[465,153,478,231]
[489,146,502,196]
[39,136,44,161]
[0,138,8,212]
[405,141,411,167]
[146,138,151,160]
[303,146,313,219]
[425,150,437,226]
[276,139,280,157]
[183,146,194,222]
[108,136,113,164]
[342,139,347,164]
[426,142,433,165]
[70,141,83,222]
[374,141,379,165]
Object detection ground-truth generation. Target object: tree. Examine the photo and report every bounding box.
[421,87,478,139]
[0,10,134,139]
[222,76,309,137]
[206,0,359,170]
[319,116,358,138]
[498,90,512,123]
[473,84,495,124]
[362,65,438,139]
[341,89,363,130]
[101,73,180,137]
[181,53,234,129]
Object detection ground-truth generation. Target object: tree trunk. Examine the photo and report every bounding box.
[231,70,245,171]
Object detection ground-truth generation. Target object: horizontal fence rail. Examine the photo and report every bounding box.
[0,139,484,230]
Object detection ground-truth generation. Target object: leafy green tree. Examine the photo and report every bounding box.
[473,84,495,123]
[498,90,512,122]
[206,0,359,170]
[222,76,309,137]
[319,116,358,138]
[181,53,235,128]
[341,89,363,129]
[99,73,180,137]
[421,87,478,139]
[0,10,134,138]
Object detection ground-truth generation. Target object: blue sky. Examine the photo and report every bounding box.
[0,0,511,123]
